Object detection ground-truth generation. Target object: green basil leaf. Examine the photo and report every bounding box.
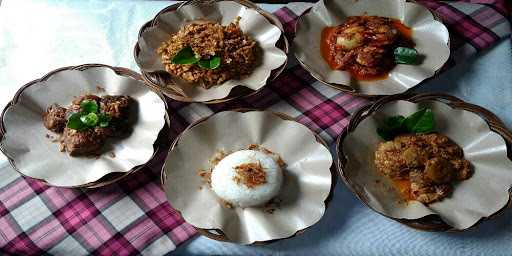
[376,108,435,140]
[80,100,98,114]
[377,127,395,141]
[394,47,418,65]
[384,115,406,130]
[80,112,99,127]
[404,108,426,131]
[405,108,434,133]
[67,112,87,130]
[98,113,111,128]
[171,46,200,65]
[198,55,221,70]
[377,116,406,141]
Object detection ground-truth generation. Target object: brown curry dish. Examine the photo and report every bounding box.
[321,16,414,80]
[43,94,133,156]
[374,133,472,204]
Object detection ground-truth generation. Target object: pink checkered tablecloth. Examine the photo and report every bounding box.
[0,1,510,255]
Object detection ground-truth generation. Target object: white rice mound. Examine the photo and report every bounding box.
[211,150,283,208]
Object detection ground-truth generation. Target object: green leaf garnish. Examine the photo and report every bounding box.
[67,99,114,130]
[376,108,435,140]
[394,47,418,64]
[377,116,406,141]
[198,55,221,70]
[80,100,98,114]
[80,112,99,127]
[98,113,111,128]
[67,112,87,130]
[384,116,406,130]
[404,108,434,133]
[171,46,200,65]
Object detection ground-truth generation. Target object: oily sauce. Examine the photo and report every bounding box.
[320,17,414,81]
[320,27,337,70]
[392,178,414,201]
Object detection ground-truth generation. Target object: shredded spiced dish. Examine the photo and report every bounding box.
[157,17,258,88]
[321,16,417,80]
[42,94,133,156]
[374,108,472,204]
[198,144,285,209]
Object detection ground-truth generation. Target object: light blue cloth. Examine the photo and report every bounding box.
[0,1,510,255]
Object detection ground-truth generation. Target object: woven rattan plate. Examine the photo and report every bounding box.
[0,64,170,189]
[336,92,512,231]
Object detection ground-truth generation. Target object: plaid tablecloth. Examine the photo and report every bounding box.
[0,1,510,255]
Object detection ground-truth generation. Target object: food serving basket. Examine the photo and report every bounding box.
[133,0,289,104]
[336,93,512,231]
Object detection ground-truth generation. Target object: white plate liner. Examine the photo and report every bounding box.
[294,0,450,95]
[163,111,333,244]
[136,1,287,102]
[342,100,512,229]
[1,67,167,187]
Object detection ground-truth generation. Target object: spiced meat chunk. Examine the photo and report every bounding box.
[62,127,107,156]
[100,96,131,120]
[42,93,134,157]
[374,133,472,204]
[42,104,67,133]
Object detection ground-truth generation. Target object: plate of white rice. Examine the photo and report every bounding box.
[162,110,333,244]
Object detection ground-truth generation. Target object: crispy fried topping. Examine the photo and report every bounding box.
[263,197,282,214]
[209,150,228,166]
[246,144,286,168]
[220,199,233,209]
[197,169,212,187]
[96,85,106,93]
[233,162,267,188]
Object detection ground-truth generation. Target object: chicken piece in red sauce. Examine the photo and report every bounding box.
[321,16,414,80]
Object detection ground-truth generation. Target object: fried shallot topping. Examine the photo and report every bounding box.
[233,162,267,188]
[198,169,212,187]
[247,144,286,168]
[209,150,228,166]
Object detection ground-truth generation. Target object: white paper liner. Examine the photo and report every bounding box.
[0,67,167,187]
[135,1,287,102]
[341,100,512,229]
[162,111,333,244]
[294,0,450,95]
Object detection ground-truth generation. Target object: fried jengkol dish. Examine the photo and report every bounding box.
[157,17,258,88]
[43,94,132,156]
[321,16,416,80]
[374,109,472,204]
[375,133,472,204]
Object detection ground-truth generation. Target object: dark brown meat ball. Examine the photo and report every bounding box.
[42,105,67,133]
[62,127,107,156]
[100,96,131,120]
